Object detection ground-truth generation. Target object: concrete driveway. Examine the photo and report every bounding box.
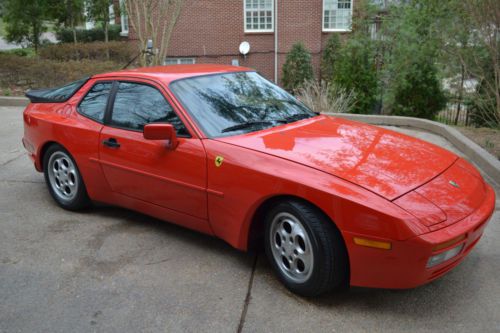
[1,106,499,332]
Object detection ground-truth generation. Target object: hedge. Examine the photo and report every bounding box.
[0,54,121,91]
[39,41,135,63]
[56,25,122,43]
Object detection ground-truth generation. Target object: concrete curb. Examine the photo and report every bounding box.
[328,113,500,185]
[0,96,29,107]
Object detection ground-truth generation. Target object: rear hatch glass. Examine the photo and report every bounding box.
[25,77,89,103]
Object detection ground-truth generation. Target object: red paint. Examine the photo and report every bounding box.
[22,65,496,289]
[143,123,178,148]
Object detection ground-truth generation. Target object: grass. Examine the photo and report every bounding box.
[0,18,6,37]
[0,48,36,57]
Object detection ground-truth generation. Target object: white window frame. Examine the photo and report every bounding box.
[164,58,196,65]
[322,0,353,32]
[119,0,129,36]
[243,0,274,33]
[109,4,115,24]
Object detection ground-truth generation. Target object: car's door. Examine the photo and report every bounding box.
[98,79,208,220]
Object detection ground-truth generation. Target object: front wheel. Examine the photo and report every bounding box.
[264,200,349,297]
[43,144,90,210]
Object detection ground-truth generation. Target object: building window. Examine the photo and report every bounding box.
[323,0,353,31]
[244,0,274,33]
[120,0,129,36]
[164,58,196,65]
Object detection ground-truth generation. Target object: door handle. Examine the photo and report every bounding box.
[102,138,120,148]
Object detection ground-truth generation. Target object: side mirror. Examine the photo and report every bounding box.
[143,123,178,149]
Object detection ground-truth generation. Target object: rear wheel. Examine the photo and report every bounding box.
[43,144,90,210]
[264,200,348,297]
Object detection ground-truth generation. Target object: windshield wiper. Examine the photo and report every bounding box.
[278,113,314,123]
[221,121,274,133]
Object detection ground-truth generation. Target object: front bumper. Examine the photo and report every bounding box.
[345,183,496,289]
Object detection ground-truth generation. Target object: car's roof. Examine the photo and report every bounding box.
[92,64,253,84]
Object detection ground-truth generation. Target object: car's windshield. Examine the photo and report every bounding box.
[169,71,316,137]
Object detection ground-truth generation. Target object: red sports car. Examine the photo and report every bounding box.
[22,65,495,296]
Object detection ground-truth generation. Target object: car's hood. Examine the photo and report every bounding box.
[217,115,458,200]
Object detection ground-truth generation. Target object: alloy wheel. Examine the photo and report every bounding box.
[269,212,314,283]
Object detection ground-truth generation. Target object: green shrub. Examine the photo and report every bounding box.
[332,38,378,114]
[0,54,121,90]
[391,59,447,119]
[56,25,122,43]
[39,41,134,63]
[0,48,33,57]
[320,34,341,82]
[282,42,314,92]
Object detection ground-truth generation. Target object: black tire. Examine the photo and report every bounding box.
[43,144,90,210]
[264,199,349,297]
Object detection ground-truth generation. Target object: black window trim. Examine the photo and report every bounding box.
[76,80,114,124]
[105,79,192,138]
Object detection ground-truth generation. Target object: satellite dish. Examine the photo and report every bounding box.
[239,41,250,55]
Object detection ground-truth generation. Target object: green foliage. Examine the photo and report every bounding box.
[86,0,112,54]
[85,0,110,21]
[373,0,451,117]
[320,34,341,81]
[0,48,35,57]
[391,59,447,119]
[0,19,6,37]
[56,25,122,43]
[320,0,380,114]
[332,37,378,114]
[47,0,84,26]
[85,0,111,28]
[39,41,133,62]
[2,87,12,96]
[281,42,314,92]
[2,0,50,52]
[48,0,85,42]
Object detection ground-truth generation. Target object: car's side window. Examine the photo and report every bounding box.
[78,82,112,123]
[111,82,189,136]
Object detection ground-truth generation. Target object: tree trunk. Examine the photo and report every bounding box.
[72,20,77,45]
[104,20,109,60]
[454,64,465,125]
[67,0,77,45]
[33,22,39,54]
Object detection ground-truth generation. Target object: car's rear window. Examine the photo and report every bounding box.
[25,77,89,103]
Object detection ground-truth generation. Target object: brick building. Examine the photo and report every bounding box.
[119,0,356,83]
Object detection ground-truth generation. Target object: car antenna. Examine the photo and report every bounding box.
[122,39,155,69]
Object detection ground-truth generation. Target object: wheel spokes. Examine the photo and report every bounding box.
[48,152,79,201]
[270,213,314,282]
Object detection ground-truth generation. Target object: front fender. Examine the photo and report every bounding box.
[202,139,424,251]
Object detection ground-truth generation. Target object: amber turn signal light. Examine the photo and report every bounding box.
[353,237,392,250]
